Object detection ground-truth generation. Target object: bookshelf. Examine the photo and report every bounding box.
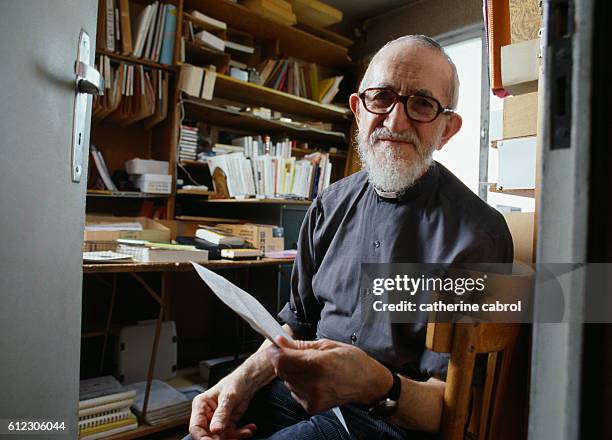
[182,0,351,67]
[211,72,351,121]
[84,0,355,438]
[96,48,176,71]
[182,98,346,145]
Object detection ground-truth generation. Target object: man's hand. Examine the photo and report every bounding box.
[189,372,257,440]
[267,336,393,415]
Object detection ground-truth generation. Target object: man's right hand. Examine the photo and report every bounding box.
[189,372,257,440]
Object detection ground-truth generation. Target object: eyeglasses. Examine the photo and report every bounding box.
[358,87,455,123]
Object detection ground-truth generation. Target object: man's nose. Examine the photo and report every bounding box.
[382,101,414,132]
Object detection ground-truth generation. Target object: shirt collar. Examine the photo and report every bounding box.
[373,162,439,203]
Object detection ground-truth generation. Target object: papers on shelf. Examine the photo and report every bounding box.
[83,251,133,262]
[84,222,143,231]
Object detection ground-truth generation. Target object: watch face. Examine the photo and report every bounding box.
[368,398,398,420]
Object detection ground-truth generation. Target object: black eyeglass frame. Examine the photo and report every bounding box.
[358,87,456,123]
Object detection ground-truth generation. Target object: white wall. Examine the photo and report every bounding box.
[434,38,482,194]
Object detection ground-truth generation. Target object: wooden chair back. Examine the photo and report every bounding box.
[426,270,534,439]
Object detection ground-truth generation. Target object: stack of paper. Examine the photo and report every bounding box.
[179,125,199,161]
[125,380,205,425]
[78,376,138,439]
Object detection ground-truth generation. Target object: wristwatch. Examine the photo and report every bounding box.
[368,369,402,420]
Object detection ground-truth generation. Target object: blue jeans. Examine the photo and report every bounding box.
[183,379,436,440]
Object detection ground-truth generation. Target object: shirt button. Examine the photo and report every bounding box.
[350,333,357,344]
[374,240,380,248]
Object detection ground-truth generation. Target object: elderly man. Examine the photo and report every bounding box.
[188,35,513,440]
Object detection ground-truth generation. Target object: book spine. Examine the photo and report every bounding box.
[105,0,116,51]
[160,4,177,65]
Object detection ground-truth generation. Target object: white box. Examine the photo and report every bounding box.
[125,158,169,175]
[497,136,536,189]
[501,39,540,95]
[130,173,172,194]
[118,321,177,384]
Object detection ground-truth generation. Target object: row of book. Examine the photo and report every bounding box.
[79,376,138,439]
[93,56,169,127]
[79,376,206,437]
[231,135,293,158]
[97,0,177,65]
[258,58,343,104]
[207,152,331,199]
[179,125,200,161]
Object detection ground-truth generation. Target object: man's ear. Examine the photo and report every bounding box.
[435,113,462,150]
[349,93,362,128]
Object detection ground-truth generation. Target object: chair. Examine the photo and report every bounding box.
[426,269,534,440]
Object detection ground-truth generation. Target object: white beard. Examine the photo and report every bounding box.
[356,126,442,193]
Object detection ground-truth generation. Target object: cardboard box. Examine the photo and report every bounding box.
[497,136,537,189]
[503,92,538,138]
[501,39,540,95]
[503,212,534,263]
[84,215,171,243]
[216,223,284,254]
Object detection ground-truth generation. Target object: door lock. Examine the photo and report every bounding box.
[71,29,103,183]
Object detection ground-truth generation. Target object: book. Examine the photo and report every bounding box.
[196,226,245,246]
[79,390,136,410]
[132,4,152,57]
[159,4,177,64]
[225,40,255,54]
[221,248,264,259]
[317,75,343,103]
[78,398,134,418]
[116,244,209,263]
[201,67,217,100]
[180,64,204,97]
[151,3,167,61]
[79,376,124,401]
[79,409,133,430]
[90,145,117,191]
[105,0,116,52]
[191,10,227,31]
[118,0,132,54]
[195,30,225,52]
[142,1,159,59]
[79,415,138,439]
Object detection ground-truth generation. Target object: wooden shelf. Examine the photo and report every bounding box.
[203,198,311,205]
[182,98,347,145]
[96,49,175,72]
[104,416,189,440]
[292,147,347,159]
[87,190,169,199]
[179,160,209,168]
[212,73,351,122]
[176,188,215,196]
[183,0,351,67]
[83,257,295,274]
[174,215,241,223]
[81,325,121,339]
[489,184,535,198]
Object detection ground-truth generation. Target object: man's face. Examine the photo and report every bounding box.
[349,42,462,192]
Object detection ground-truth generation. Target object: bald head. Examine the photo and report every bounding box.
[359,35,460,109]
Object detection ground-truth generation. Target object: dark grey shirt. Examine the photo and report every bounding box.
[278,162,513,379]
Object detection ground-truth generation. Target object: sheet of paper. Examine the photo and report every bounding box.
[190,262,350,434]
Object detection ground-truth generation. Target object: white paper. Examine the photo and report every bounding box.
[190,262,350,434]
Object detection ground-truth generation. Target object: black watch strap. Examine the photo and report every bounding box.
[368,369,401,420]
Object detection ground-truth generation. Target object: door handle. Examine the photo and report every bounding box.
[76,61,104,95]
[71,29,97,183]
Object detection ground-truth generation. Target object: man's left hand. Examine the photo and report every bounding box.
[267,336,393,414]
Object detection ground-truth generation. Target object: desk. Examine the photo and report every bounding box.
[82,257,294,433]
